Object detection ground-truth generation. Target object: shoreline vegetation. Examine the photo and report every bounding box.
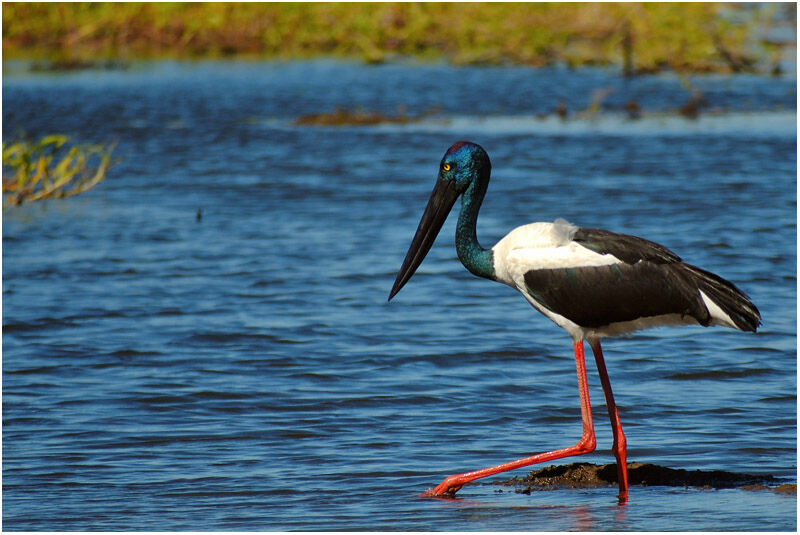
[3,3,795,75]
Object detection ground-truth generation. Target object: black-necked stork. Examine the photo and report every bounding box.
[388,141,761,503]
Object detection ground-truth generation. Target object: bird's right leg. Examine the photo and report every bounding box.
[588,338,628,504]
[422,340,596,497]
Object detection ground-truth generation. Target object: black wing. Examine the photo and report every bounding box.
[572,227,681,264]
[523,261,708,329]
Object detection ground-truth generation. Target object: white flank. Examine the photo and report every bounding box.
[699,289,737,329]
[583,314,700,340]
[516,290,586,341]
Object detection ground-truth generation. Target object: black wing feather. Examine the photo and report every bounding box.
[573,227,681,264]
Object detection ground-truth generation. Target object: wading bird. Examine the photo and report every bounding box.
[388,141,760,503]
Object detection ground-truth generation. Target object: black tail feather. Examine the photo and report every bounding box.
[682,264,761,332]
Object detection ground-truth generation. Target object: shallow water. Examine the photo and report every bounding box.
[3,61,796,530]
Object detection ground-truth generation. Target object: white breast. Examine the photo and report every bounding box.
[491,219,623,288]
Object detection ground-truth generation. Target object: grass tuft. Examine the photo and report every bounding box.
[2,134,116,207]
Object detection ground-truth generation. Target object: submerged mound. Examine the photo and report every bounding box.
[497,462,795,495]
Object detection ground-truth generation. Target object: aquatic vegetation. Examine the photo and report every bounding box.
[2,135,115,207]
[2,3,791,73]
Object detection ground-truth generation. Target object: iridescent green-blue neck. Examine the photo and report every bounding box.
[455,172,494,281]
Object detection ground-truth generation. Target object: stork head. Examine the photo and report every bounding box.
[438,141,491,193]
[388,141,490,300]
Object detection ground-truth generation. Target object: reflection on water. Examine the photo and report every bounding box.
[3,61,796,530]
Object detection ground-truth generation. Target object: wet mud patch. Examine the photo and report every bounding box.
[294,108,418,126]
[496,462,795,495]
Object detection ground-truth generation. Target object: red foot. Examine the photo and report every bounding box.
[420,475,464,497]
[420,487,460,498]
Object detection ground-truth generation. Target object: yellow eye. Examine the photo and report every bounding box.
[442,163,451,171]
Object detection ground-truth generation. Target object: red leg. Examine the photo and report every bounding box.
[589,338,628,504]
[423,340,597,497]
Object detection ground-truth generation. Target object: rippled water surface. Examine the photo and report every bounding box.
[3,61,796,530]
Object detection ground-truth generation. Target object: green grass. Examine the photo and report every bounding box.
[2,134,115,207]
[2,3,785,73]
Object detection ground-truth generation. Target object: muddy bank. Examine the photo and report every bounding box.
[293,109,417,127]
[497,462,796,495]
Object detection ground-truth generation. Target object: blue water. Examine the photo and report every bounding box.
[3,61,796,530]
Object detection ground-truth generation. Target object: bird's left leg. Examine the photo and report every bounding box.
[422,340,596,497]
[588,338,628,504]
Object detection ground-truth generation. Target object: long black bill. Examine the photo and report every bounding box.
[389,179,461,301]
